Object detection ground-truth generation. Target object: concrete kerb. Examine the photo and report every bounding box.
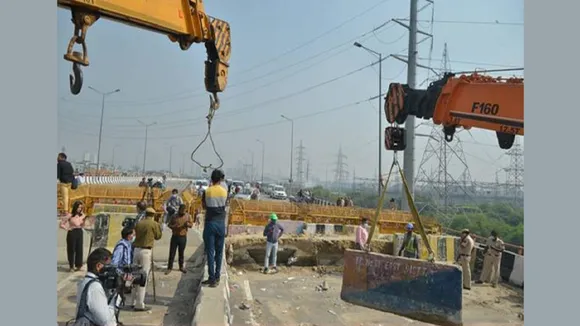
[191,242,232,326]
[192,208,233,326]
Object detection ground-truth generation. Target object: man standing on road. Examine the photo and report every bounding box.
[57,152,75,215]
[457,229,475,290]
[355,218,369,250]
[135,201,147,223]
[398,223,419,259]
[262,213,284,274]
[166,204,193,275]
[201,169,228,288]
[131,207,162,311]
[476,230,505,288]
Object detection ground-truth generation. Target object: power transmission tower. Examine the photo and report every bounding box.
[416,43,474,212]
[295,140,306,186]
[334,145,348,191]
[305,160,310,183]
[504,142,524,204]
[391,0,434,211]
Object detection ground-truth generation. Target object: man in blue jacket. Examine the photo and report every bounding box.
[262,213,284,274]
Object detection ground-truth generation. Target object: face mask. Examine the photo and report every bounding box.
[130,237,136,243]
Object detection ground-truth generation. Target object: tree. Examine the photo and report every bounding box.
[309,185,524,246]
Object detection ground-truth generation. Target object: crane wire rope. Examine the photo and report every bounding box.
[190,94,224,172]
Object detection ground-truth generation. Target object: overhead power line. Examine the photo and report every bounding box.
[235,0,397,75]
[62,52,400,132]
[398,19,524,26]
[60,93,380,141]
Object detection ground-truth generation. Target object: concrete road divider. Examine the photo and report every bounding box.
[191,243,233,326]
[341,249,463,326]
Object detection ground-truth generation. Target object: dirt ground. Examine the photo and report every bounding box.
[227,266,524,326]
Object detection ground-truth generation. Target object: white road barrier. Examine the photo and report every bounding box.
[58,177,192,187]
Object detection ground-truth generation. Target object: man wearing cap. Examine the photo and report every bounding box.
[131,207,162,311]
[457,229,475,290]
[262,213,285,274]
[201,169,228,287]
[398,223,419,259]
[476,230,505,288]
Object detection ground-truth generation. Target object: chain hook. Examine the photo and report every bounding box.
[207,92,220,123]
[70,62,83,95]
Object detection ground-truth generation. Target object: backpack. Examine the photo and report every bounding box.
[71,177,79,190]
[68,278,99,326]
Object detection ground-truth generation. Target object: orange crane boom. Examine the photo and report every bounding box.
[384,72,524,149]
[57,0,231,109]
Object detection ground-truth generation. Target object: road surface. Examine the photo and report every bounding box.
[228,266,524,326]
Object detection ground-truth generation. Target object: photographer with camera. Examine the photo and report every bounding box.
[74,248,120,326]
[111,227,135,272]
[131,207,162,312]
[163,189,183,227]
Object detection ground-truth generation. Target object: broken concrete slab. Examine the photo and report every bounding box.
[340,249,463,326]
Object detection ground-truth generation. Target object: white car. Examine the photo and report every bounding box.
[234,188,252,200]
[270,185,287,200]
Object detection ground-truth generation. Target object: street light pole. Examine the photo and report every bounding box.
[111,145,120,171]
[256,139,265,183]
[137,120,157,174]
[168,145,174,174]
[248,150,255,181]
[353,42,383,196]
[281,115,294,184]
[89,86,120,175]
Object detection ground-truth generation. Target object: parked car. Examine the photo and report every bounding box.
[270,185,288,200]
[234,188,252,200]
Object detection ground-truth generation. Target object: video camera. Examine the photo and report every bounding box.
[99,264,147,291]
[121,215,137,229]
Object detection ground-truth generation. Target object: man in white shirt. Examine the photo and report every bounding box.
[76,248,119,326]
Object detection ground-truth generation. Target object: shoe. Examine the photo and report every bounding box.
[272,267,278,273]
[262,268,269,274]
[209,280,219,288]
[69,268,75,273]
[165,269,172,275]
[475,280,483,284]
[201,279,213,285]
[134,306,152,312]
[463,287,471,290]
[179,268,187,274]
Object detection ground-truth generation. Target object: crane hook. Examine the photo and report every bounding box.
[69,62,83,95]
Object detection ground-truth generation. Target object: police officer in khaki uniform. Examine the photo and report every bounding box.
[476,230,505,287]
[457,229,475,290]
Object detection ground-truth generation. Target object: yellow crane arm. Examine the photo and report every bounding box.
[57,0,231,105]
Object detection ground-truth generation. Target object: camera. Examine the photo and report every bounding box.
[99,264,147,291]
[121,216,137,229]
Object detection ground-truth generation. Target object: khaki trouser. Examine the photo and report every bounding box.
[480,253,501,286]
[132,248,152,309]
[460,255,472,289]
[60,183,71,213]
